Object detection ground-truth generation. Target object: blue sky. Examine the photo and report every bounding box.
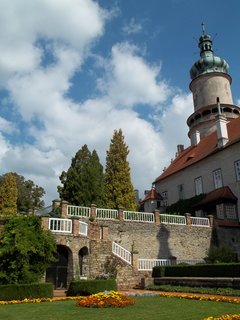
[0,0,239,205]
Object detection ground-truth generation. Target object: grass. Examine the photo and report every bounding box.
[0,296,240,320]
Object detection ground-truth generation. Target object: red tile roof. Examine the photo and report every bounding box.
[154,116,240,183]
[142,188,162,203]
[195,186,238,208]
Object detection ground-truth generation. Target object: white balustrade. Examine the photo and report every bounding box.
[160,214,186,225]
[67,205,90,218]
[96,208,118,220]
[138,259,171,271]
[112,242,132,264]
[123,211,154,223]
[79,221,88,236]
[191,217,210,227]
[177,259,205,265]
[49,218,72,233]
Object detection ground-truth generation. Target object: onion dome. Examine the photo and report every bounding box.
[190,26,229,80]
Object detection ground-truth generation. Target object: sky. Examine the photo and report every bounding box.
[0,0,240,205]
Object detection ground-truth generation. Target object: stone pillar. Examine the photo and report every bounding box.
[90,204,97,221]
[131,250,139,272]
[72,252,80,280]
[101,226,109,240]
[72,218,80,236]
[154,209,161,225]
[41,217,49,230]
[208,214,214,227]
[89,222,100,240]
[185,213,192,226]
[118,207,124,221]
[170,256,177,265]
[61,200,69,218]
[52,199,61,210]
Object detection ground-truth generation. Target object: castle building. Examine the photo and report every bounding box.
[153,27,240,224]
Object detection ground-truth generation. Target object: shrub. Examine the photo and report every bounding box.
[66,279,117,296]
[152,263,240,278]
[205,245,238,263]
[0,283,53,301]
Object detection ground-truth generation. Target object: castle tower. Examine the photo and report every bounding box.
[188,25,240,144]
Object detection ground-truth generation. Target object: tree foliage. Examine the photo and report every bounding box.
[58,145,104,206]
[104,129,136,210]
[205,245,237,263]
[0,173,18,215]
[0,215,57,284]
[0,173,45,214]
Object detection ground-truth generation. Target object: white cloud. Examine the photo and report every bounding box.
[0,0,191,205]
[97,42,171,107]
[0,0,106,86]
[122,18,142,35]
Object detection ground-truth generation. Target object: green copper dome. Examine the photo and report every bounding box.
[190,29,229,80]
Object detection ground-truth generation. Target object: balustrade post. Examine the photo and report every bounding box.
[207,214,214,227]
[52,199,61,216]
[61,200,69,218]
[90,204,97,220]
[41,217,49,230]
[185,213,192,226]
[118,207,124,221]
[154,209,161,225]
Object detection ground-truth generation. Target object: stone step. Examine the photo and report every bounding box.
[53,290,67,298]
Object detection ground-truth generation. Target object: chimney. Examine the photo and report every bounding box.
[215,97,229,148]
[191,130,201,146]
[176,144,184,156]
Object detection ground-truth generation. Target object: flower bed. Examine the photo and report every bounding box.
[203,315,240,320]
[76,291,135,308]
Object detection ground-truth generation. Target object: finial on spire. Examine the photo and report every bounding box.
[201,22,205,34]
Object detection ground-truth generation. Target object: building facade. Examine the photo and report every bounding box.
[154,27,240,223]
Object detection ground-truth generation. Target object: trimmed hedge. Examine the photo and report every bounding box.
[0,283,53,301]
[66,279,117,296]
[152,263,240,278]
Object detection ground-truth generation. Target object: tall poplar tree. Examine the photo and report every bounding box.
[58,145,104,206]
[104,129,136,211]
[0,172,18,215]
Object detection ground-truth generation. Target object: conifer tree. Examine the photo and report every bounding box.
[0,172,18,215]
[104,129,136,210]
[58,145,104,206]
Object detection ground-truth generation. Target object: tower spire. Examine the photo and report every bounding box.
[201,22,205,35]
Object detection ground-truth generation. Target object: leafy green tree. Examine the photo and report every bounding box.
[104,129,136,210]
[58,145,104,206]
[0,173,45,213]
[205,245,237,263]
[0,215,57,284]
[0,172,18,215]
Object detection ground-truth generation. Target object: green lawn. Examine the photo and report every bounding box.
[0,296,239,320]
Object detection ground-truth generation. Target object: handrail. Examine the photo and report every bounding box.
[123,211,154,223]
[49,218,72,233]
[67,205,90,218]
[96,208,118,220]
[160,214,186,225]
[191,217,210,227]
[138,259,171,271]
[112,242,132,265]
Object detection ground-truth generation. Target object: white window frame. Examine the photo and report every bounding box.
[194,176,203,196]
[161,191,168,207]
[234,160,240,181]
[213,169,223,189]
[178,184,184,200]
